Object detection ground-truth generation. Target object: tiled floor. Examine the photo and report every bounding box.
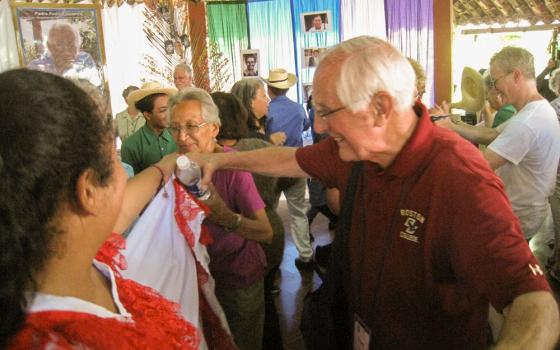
[273,199,333,350]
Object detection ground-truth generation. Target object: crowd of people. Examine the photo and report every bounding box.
[1,34,559,350]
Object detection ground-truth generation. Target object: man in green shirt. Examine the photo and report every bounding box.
[121,82,178,174]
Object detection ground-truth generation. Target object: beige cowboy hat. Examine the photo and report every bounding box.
[451,67,485,112]
[263,68,297,89]
[127,81,177,106]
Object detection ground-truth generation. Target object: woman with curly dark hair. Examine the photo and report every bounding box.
[0,69,198,349]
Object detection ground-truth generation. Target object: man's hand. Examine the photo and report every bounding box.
[269,131,287,146]
[481,100,495,127]
[185,152,222,187]
[429,101,451,117]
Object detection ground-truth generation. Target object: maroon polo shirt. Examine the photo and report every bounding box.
[296,103,550,349]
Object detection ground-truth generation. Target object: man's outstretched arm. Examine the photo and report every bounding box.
[188,146,308,186]
[494,291,559,350]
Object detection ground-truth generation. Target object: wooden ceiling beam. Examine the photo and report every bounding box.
[532,0,554,23]
[472,0,495,24]
[461,23,560,35]
[450,0,559,26]
[524,0,551,23]
[543,0,560,18]
[504,0,529,16]
[479,0,507,23]
[486,0,510,16]
[457,0,484,23]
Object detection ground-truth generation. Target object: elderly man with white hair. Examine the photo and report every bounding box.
[188,36,559,349]
[28,23,100,86]
[173,63,194,91]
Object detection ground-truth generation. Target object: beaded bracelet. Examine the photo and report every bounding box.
[150,164,168,198]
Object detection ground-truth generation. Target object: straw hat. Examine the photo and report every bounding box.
[263,68,297,89]
[127,81,177,106]
[451,67,485,112]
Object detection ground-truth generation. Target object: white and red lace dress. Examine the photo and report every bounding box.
[10,239,200,349]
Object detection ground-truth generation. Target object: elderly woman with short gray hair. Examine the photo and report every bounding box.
[167,87,272,350]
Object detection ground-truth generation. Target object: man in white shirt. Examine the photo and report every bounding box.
[484,47,560,245]
[307,15,325,32]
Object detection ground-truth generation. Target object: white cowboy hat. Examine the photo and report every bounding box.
[127,81,177,106]
[263,68,297,89]
[451,67,485,112]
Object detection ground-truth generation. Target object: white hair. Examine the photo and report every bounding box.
[167,87,221,125]
[490,46,535,80]
[174,63,193,76]
[322,36,415,112]
[549,68,560,97]
[48,23,82,49]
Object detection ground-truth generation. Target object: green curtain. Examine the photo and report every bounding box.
[207,1,249,90]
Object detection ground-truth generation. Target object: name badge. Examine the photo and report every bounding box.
[353,314,371,350]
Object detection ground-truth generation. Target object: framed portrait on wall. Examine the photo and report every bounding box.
[240,49,260,78]
[11,3,107,92]
[302,47,328,68]
[301,11,331,33]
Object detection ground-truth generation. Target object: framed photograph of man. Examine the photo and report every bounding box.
[240,49,260,78]
[11,3,107,91]
[302,47,328,68]
[301,11,331,33]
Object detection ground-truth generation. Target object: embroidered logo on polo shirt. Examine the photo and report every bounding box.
[399,209,425,244]
[529,263,543,276]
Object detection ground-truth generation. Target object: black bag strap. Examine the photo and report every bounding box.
[321,161,363,300]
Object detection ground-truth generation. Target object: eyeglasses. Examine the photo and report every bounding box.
[314,105,349,120]
[489,72,511,88]
[169,122,208,135]
[313,95,375,120]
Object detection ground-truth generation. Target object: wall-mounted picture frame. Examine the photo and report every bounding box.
[240,49,260,78]
[302,46,328,68]
[11,3,108,93]
[301,10,332,33]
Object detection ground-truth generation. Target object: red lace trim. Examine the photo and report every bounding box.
[174,179,213,247]
[174,180,237,349]
[198,289,237,350]
[10,276,199,349]
[95,233,127,273]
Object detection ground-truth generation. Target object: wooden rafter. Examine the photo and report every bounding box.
[453,0,560,26]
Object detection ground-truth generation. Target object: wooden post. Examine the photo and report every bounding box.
[433,0,453,104]
[188,0,210,91]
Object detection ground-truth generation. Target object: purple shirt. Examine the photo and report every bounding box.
[205,148,267,289]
